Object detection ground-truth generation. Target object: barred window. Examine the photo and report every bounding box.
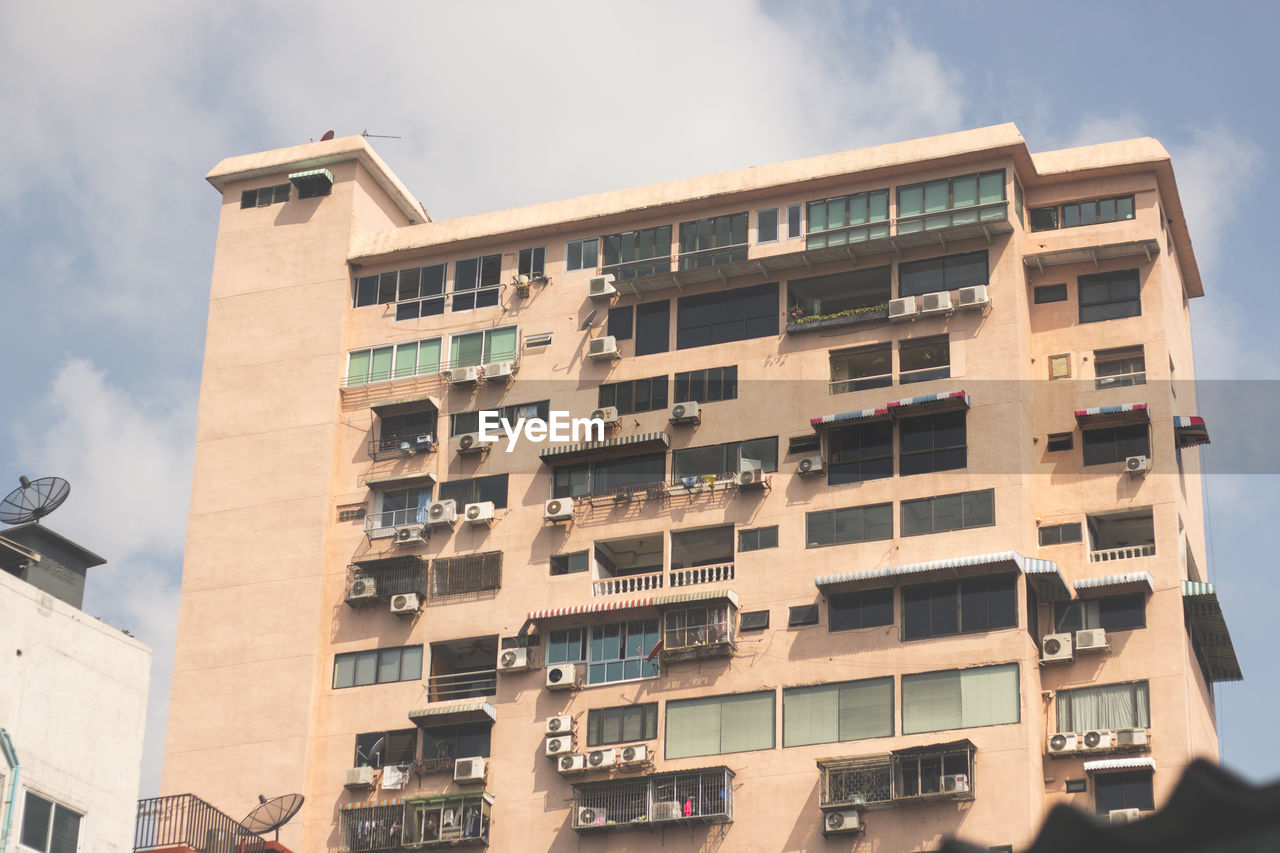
[431,552,502,597]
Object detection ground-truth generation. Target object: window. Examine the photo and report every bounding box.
[553,452,666,499]
[438,474,509,509]
[899,336,950,384]
[806,502,893,548]
[356,265,447,318]
[901,489,994,536]
[241,183,290,208]
[1082,424,1149,466]
[370,484,433,530]
[756,208,779,243]
[420,723,490,770]
[674,365,737,404]
[1079,269,1141,324]
[452,254,502,311]
[334,645,424,688]
[1029,207,1058,231]
[449,326,517,369]
[566,237,598,272]
[346,338,442,386]
[1094,346,1146,389]
[431,552,502,596]
[1065,778,1088,794]
[678,212,748,269]
[546,627,587,665]
[1034,283,1068,304]
[783,677,894,746]
[670,526,734,570]
[902,573,1017,640]
[789,605,819,626]
[355,728,418,767]
[598,376,668,415]
[902,663,1020,734]
[451,400,549,436]
[673,437,777,482]
[805,190,890,248]
[1087,508,1155,556]
[588,703,659,747]
[788,267,891,324]
[1056,681,1149,732]
[1054,594,1145,633]
[1094,770,1154,815]
[897,170,1005,232]
[602,225,672,279]
[337,505,366,523]
[738,526,778,552]
[379,409,438,449]
[551,551,589,575]
[1048,432,1074,452]
[606,305,633,340]
[898,250,988,298]
[665,691,774,758]
[899,411,967,476]
[1049,354,1071,379]
[829,343,892,394]
[828,421,893,485]
[587,619,662,685]
[20,792,81,853]
[635,300,671,355]
[786,204,802,238]
[788,433,821,455]
[1044,195,1136,230]
[518,246,546,279]
[665,604,734,650]
[1039,522,1083,546]
[740,610,770,631]
[676,282,778,350]
[829,588,894,632]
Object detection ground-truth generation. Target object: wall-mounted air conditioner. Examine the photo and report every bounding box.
[546,663,578,690]
[464,501,495,525]
[1040,633,1074,663]
[889,296,918,321]
[669,400,701,424]
[590,406,619,427]
[577,806,605,826]
[457,432,492,455]
[544,498,574,522]
[586,748,616,769]
[390,593,419,615]
[558,754,587,774]
[796,455,824,476]
[588,336,619,361]
[823,810,861,835]
[454,757,486,784]
[426,500,458,526]
[1109,808,1142,824]
[920,291,953,315]
[738,459,765,489]
[1048,732,1079,755]
[344,766,375,789]
[1126,455,1150,476]
[1116,727,1148,747]
[941,773,969,793]
[498,648,530,672]
[545,715,573,736]
[958,285,990,308]
[652,801,682,821]
[394,525,427,546]
[1075,628,1109,652]
[589,275,618,300]
[618,744,648,766]
[346,577,378,602]
[545,736,574,757]
[484,361,517,382]
[1080,729,1115,752]
[444,366,482,386]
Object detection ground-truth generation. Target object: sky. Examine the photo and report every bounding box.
[2,0,1277,796]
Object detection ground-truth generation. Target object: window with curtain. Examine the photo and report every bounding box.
[902,663,1019,734]
[347,338,442,386]
[1056,681,1150,732]
[783,677,893,746]
[666,690,775,759]
[449,326,518,369]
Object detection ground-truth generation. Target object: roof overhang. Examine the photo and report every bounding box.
[288,168,334,195]
[1074,572,1155,596]
[812,390,970,430]
[1083,756,1156,774]
[364,472,437,489]
[529,588,738,621]
[1174,416,1210,448]
[1183,581,1243,682]
[539,431,669,462]
[1025,558,1071,601]
[1022,239,1160,273]
[815,551,1024,591]
[1074,403,1148,429]
[371,394,441,416]
[408,700,497,728]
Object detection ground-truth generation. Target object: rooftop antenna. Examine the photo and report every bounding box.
[240,793,305,842]
[0,476,70,526]
[361,130,403,140]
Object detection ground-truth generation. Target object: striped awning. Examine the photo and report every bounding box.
[1174,415,1211,448]
[408,700,496,727]
[653,589,739,609]
[1083,757,1156,773]
[1183,581,1243,682]
[539,431,669,461]
[1074,572,1155,595]
[1074,403,1148,428]
[529,597,656,620]
[1025,558,1071,600]
[339,797,404,811]
[815,550,1024,590]
[289,167,334,190]
[812,390,969,430]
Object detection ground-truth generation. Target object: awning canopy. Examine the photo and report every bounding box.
[1074,572,1155,596]
[289,167,334,194]
[812,390,969,430]
[1083,756,1156,774]
[529,588,738,621]
[1025,558,1071,601]
[364,471,437,489]
[408,700,496,728]
[815,551,1024,591]
[1022,239,1160,272]
[371,393,440,416]
[1074,403,1148,428]
[1174,416,1211,448]
[894,738,976,759]
[1183,581,1243,682]
[539,431,669,461]
[339,797,404,811]
[653,588,739,609]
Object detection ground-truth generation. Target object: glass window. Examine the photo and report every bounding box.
[634,300,671,356]
[451,254,502,312]
[738,526,778,552]
[786,204,802,239]
[1094,770,1154,815]
[806,503,893,547]
[1029,207,1058,231]
[602,225,672,279]
[598,376,668,415]
[1048,432,1074,452]
[420,722,491,767]
[783,677,893,746]
[451,401,549,436]
[552,453,665,499]
[20,792,81,853]
[676,282,779,350]
[438,474,509,509]
[607,305,633,340]
[1094,346,1146,389]
[546,627,588,665]
[902,663,1020,734]
[334,645,423,688]
[790,604,819,626]
[356,728,420,767]
[1034,283,1068,304]
[897,171,1005,233]
[1056,681,1150,732]
[756,208,779,243]
[587,619,661,685]
[588,703,659,747]
[829,588,894,632]
[901,489,994,536]
[674,365,737,404]
[347,339,442,386]
[551,551,590,575]
[828,420,893,485]
[1053,594,1145,633]
[902,573,1016,640]
[566,238,599,272]
[678,212,749,269]
[829,343,892,394]
[1058,195,1136,230]
[788,267,891,324]
[899,336,950,384]
[898,251,988,298]
[449,326,517,369]
[672,437,777,482]
[1079,269,1141,324]
[1082,425,1149,466]
[1039,523,1082,546]
[805,190,890,248]
[666,691,775,758]
[518,247,545,279]
[899,411,967,476]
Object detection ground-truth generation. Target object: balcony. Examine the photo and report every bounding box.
[819,740,976,811]
[662,602,736,663]
[346,556,428,607]
[339,793,493,851]
[134,794,269,853]
[365,507,429,540]
[426,669,497,702]
[427,636,498,703]
[591,562,737,597]
[571,767,734,833]
[1087,508,1155,563]
[1090,544,1156,563]
[369,430,437,462]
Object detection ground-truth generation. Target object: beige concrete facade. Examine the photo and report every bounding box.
[164,125,1237,852]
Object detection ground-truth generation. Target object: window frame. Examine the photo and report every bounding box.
[1056,680,1150,733]
[1034,283,1068,304]
[901,662,1021,735]
[19,791,82,853]
[898,250,989,299]
[1094,345,1146,389]
[756,207,779,244]
[333,644,424,689]
[665,690,776,759]
[450,400,549,437]
[346,338,442,387]
[518,246,546,279]
[601,225,673,280]
[1078,268,1141,324]
[805,189,891,249]
[675,282,779,350]
[901,572,1018,641]
[552,452,666,499]
[828,587,894,632]
[738,526,779,552]
[1038,522,1083,547]
[598,376,668,415]
[587,702,660,747]
[898,411,967,476]
[900,489,994,537]
[782,676,895,746]
[806,502,894,548]
[448,325,518,369]
[673,365,738,404]
[672,436,778,482]
[1082,424,1150,466]
[678,212,749,270]
[551,551,590,576]
[896,170,1006,233]
[566,237,599,272]
[437,474,509,510]
[450,253,502,312]
[1093,769,1154,815]
[355,727,420,768]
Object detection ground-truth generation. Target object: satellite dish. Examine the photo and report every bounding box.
[0,476,70,525]
[579,309,598,331]
[320,130,335,141]
[240,793,304,840]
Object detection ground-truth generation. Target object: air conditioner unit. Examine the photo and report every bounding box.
[484,361,517,382]
[920,291,953,314]
[1116,727,1148,747]
[1075,628,1109,652]
[586,748,616,769]
[498,648,530,672]
[577,806,605,826]
[1041,633,1074,663]
[589,274,618,300]
[651,801,682,822]
[390,593,420,615]
[1080,729,1115,752]
[544,498,574,522]
[464,501,495,525]
[588,336,620,360]
[344,766,375,789]
[669,400,701,424]
[618,744,648,766]
[958,285,990,308]
[589,406,620,426]
[1048,732,1079,755]
[558,754,587,773]
[444,365,482,386]
[457,432,492,455]
[545,736,574,757]
[1125,455,1150,476]
[738,458,765,489]
[1109,808,1142,824]
[394,524,427,546]
[823,810,862,835]
[796,455,825,476]
[889,296,919,321]
[346,577,378,602]
[454,757,486,784]
[546,663,578,690]
[942,773,969,793]
[411,434,434,453]
[426,500,458,526]
[545,715,573,736]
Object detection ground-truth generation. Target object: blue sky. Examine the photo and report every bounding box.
[2,1,1276,794]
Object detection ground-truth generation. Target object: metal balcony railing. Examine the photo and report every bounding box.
[346,557,428,605]
[427,669,497,702]
[431,552,502,597]
[368,430,436,461]
[572,767,734,832]
[1090,544,1156,563]
[365,507,428,537]
[339,803,404,852]
[134,794,268,852]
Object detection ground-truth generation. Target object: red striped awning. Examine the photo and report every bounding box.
[1174,416,1210,448]
[1075,402,1148,427]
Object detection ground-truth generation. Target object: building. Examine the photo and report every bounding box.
[161,124,1242,851]
[1,522,151,853]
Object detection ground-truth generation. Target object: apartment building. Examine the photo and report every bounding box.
[162,124,1241,852]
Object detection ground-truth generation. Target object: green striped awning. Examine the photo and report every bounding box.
[408,700,496,727]
[539,431,669,461]
[1182,581,1243,682]
[289,167,334,186]
[653,589,739,609]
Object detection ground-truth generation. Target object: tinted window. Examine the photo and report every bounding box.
[898,251,987,298]
[829,588,894,631]
[1079,269,1141,324]
[1034,283,1068,304]
[607,305,634,340]
[635,301,670,355]
[676,282,779,350]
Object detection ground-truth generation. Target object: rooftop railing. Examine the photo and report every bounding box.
[134,794,267,853]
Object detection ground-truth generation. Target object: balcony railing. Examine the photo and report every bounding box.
[670,562,734,587]
[592,563,735,597]
[830,373,893,394]
[427,669,497,703]
[340,793,493,851]
[369,431,436,461]
[431,553,502,597]
[677,243,749,270]
[819,740,976,811]
[365,507,430,538]
[1090,544,1156,563]
[346,557,428,605]
[895,199,1008,233]
[594,571,664,596]
[134,794,268,853]
[572,767,734,833]
[1095,371,1146,390]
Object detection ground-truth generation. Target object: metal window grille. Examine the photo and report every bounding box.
[431,552,502,597]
